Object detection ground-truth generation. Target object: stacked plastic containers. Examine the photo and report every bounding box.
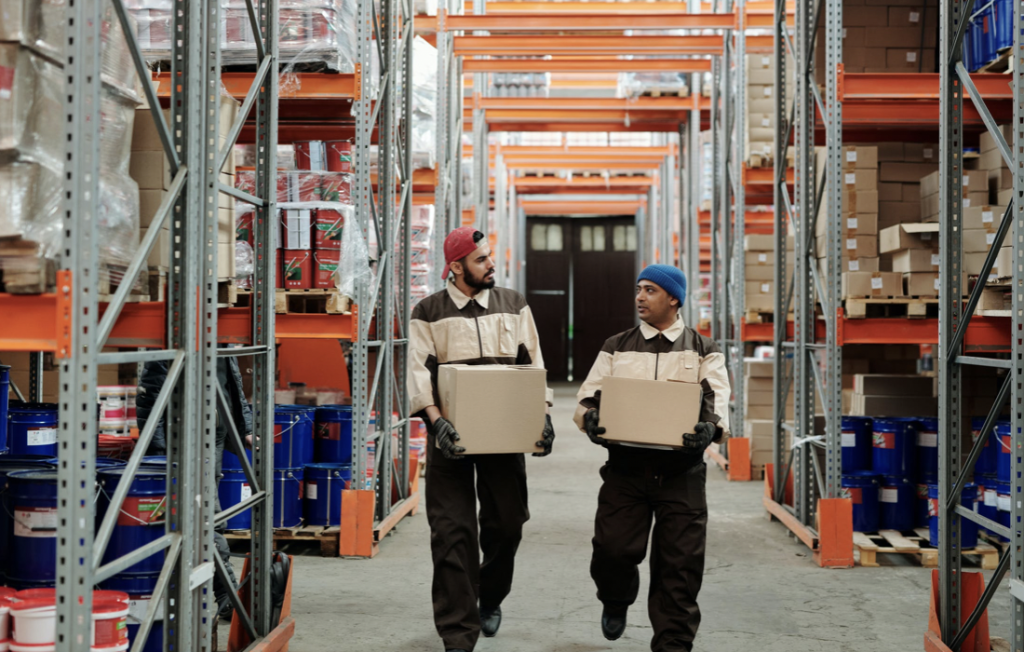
[0,588,132,652]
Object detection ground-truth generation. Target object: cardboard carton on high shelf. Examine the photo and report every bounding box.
[819,234,877,259]
[979,125,1013,153]
[879,223,940,254]
[855,373,935,396]
[842,146,879,170]
[880,202,922,229]
[903,143,940,163]
[892,249,940,273]
[888,5,937,29]
[919,169,987,197]
[850,394,939,417]
[744,234,795,252]
[745,251,774,267]
[964,229,1000,254]
[881,162,939,184]
[745,281,775,311]
[438,364,547,455]
[842,271,903,299]
[599,376,703,449]
[884,48,936,71]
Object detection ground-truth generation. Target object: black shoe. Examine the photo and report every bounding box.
[480,605,502,637]
[447,649,470,652]
[601,607,626,641]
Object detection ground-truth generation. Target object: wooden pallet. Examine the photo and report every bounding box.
[0,237,55,293]
[275,288,351,314]
[854,528,999,569]
[844,297,939,319]
[224,524,341,557]
[218,279,239,307]
[639,87,689,98]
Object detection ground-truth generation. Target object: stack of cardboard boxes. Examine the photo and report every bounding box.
[743,234,793,315]
[130,95,240,278]
[816,3,937,78]
[745,54,793,167]
[742,359,816,476]
[848,374,938,417]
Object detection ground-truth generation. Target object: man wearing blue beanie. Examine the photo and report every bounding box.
[573,263,730,652]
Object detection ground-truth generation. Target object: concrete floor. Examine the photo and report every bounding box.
[279,384,1011,652]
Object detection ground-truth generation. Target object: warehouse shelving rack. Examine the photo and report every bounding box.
[0,0,287,645]
[932,0,1021,647]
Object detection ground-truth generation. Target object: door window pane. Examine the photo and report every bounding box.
[612,225,637,252]
[592,226,606,251]
[531,224,564,251]
[580,226,593,252]
[626,225,637,251]
[546,224,563,251]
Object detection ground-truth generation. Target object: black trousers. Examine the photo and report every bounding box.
[591,461,708,652]
[425,436,530,651]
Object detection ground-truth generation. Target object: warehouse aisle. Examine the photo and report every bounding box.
[285,385,1007,651]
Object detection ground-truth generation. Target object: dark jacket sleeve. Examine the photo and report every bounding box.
[136,360,169,455]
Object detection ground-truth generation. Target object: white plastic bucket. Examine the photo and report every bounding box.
[0,640,9,652]
[10,597,56,646]
[0,599,11,643]
[11,644,54,652]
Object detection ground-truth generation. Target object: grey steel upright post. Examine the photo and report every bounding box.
[772,0,791,504]
[434,0,450,289]
[679,123,694,325]
[56,0,103,644]
[822,0,843,500]
[791,0,814,525]
[689,80,702,329]
[1011,0,1024,644]
[731,1,747,453]
[473,0,489,235]
[496,155,508,285]
[709,56,721,341]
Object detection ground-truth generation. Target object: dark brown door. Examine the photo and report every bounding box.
[525,218,638,382]
[526,220,571,380]
[571,220,638,378]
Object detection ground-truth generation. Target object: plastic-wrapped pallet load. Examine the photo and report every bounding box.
[130,0,357,73]
[409,205,435,307]
[412,37,437,170]
[0,0,142,293]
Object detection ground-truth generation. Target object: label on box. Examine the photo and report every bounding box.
[764,86,772,96]
[306,481,318,500]
[985,490,998,507]
[931,253,941,266]
[964,197,972,208]
[841,431,856,447]
[924,147,933,158]
[983,210,994,223]
[842,28,847,38]
[934,278,941,291]
[845,172,856,185]
[847,217,858,230]
[871,277,883,290]
[880,488,898,503]
[13,507,57,538]
[27,427,57,447]
[906,51,917,62]
[963,175,970,186]
[846,150,857,162]
[847,238,857,250]
[762,117,770,127]
[987,233,996,245]
[999,493,1011,511]
[760,283,770,293]
[761,56,771,66]
[758,253,768,263]
[910,10,920,22]
[917,431,938,448]
[0,66,13,100]
[848,260,860,271]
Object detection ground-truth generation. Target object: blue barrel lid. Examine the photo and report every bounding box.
[274,467,303,477]
[97,467,166,491]
[276,404,317,412]
[305,462,352,471]
[873,417,919,431]
[917,417,939,431]
[995,482,1012,493]
[8,401,59,414]
[0,455,58,465]
[315,404,353,418]
[840,416,873,428]
[995,420,1012,436]
[881,475,914,486]
[6,469,59,483]
[841,471,879,486]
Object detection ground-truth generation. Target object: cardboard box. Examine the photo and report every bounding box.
[997,246,1013,277]
[903,184,922,202]
[599,376,703,449]
[854,374,934,396]
[745,234,794,251]
[978,147,1004,174]
[880,162,940,183]
[840,256,880,274]
[903,143,939,163]
[888,6,938,28]
[879,223,940,253]
[846,6,890,26]
[841,169,878,190]
[842,271,903,298]
[885,48,935,71]
[843,146,878,170]
[745,281,775,310]
[920,170,940,197]
[999,188,1013,205]
[963,169,988,193]
[744,390,774,406]
[842,190,880,215]
[746,251,774,266]
[139,226,170,268]
[746,376,775,392]
[850,394,939,417]
[744,264,777,282]
[964,192,989,209]
[822,234,877,258]
[746,360,774,378]
[878,182,903,202]
[864,47,888,69]
[980,125,1013,153]
[438,365,546,454]
[904,272,939,297]
[892,249,940,273]
[964,229,1000,253]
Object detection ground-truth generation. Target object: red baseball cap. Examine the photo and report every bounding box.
[441,226,480,280]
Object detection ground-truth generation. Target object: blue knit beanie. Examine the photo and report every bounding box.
[637,264,687,304]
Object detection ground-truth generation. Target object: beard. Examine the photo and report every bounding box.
[465,267,496,290]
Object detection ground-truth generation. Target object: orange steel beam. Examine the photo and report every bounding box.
[443,12,736,31]
[745,34,775,53]
[838,72,1012,100]
[452,35,724,56]
[482,145,675,157]
[154,71,357,100]
[748,13,793,27]
[511,176,655,189]
[742,165,794,186]
[522,200,642,215]
[505,161,663,171]
[463,58,713,73]
[475,96,698,111]
[462,1,793,16]
[839,100,1012,127]
[484,121,694,132]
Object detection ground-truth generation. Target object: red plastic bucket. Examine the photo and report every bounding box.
[313,251,340,289]
[91,599,128,649]
[283,250,312,289]
[320,172,351,204]
[326,140,353,172]
[289,172,321,203]
[313,210,344,250]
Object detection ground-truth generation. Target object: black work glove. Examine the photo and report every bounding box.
[534,414,555,457]
[431,417,466,460]
[583,409,607,447]
[683,422,717,450]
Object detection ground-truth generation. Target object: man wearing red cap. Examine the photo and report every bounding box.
[409,226,555,652]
